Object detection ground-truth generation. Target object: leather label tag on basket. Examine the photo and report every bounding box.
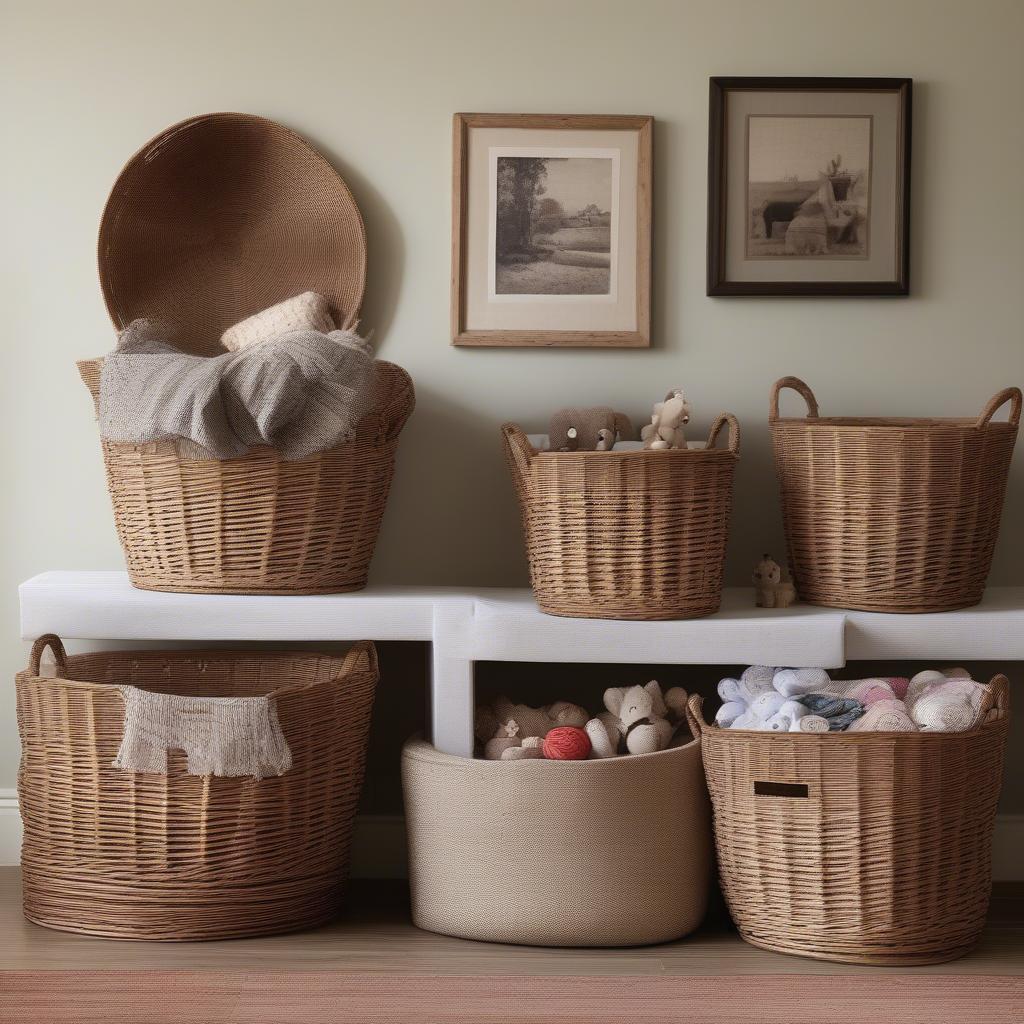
[113,687,292,780]
[754,781,809,798]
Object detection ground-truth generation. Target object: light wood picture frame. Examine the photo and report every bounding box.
[451,114,652,347]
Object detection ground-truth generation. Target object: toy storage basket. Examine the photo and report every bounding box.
[81,113,414,594]
[502,415,740,620]
[402,731,711,947]
[686,678,1010,965]
[16,636,378,940]
[770,377,1020,612]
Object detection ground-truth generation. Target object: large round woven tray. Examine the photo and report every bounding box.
[98,112,366,353]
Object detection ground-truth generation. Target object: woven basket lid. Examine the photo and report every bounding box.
[98,113,366,354]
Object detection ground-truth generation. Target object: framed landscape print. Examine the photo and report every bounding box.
[451,114,652,346]
[707,78,912,296]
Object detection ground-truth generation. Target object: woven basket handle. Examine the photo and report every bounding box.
[770,377,820,421]
[975,387,1022,429]
[985,674,1011,721]
[28,634,68,678]
[706,413,741,455]
[501,423,536,488]
[685,693,708,737]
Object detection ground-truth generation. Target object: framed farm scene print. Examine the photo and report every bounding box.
[707,78,911,296]
[451,113,653,347]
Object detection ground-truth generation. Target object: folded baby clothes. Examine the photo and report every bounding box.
[846,679,897,706]
[100,317,378,461]
[795,694,865,731]
[849,698,916,732]
[906,671,991,732]
[113,686,292,780]
[221,291,336,352]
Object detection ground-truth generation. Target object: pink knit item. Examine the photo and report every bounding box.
[884,677,911,699]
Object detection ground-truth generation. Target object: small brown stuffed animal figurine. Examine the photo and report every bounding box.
[548,407,633,452]
[753,554,797,608]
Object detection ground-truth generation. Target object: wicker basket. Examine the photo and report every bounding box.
[16,636,378,940]
[771,377,1020,612]
[402,731,711,947]
[83,112,414,594]
[79,360,413,594]
[502,416,740,620]
[687,678,1010,965]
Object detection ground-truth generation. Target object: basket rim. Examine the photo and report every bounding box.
[402,730,701,770]
[18,640,378,701]
[771,415,1019,431]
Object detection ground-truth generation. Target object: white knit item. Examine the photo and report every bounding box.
[113,686,292,780]
[221,291,336,351]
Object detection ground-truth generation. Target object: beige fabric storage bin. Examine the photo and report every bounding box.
[401,735,711,947]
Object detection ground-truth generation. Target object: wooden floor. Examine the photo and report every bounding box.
[2,869,1023,976]
[2,869,1022,1022]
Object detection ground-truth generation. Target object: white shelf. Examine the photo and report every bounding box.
[19,572,1024,757]
[19,572,440,642]
[447,588,846,667]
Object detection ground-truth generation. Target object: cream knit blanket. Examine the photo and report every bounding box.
[113,687,292,780]
[99,318,378,461]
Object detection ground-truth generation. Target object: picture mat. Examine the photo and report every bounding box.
[487,147,620,302]
[465,127,639,332]
[725,90,900,282]
[744,114,872,260]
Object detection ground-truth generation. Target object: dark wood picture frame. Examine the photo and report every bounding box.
[707,77,912,296]
[451,113,653,347]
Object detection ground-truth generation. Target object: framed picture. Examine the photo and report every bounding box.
[707,78,912,296]
[451,113,652,347]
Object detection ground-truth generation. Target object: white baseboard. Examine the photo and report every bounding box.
[0,791,1019,881]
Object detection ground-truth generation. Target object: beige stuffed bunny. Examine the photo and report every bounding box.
[476,697,590,760]
[585,681,687,758]
[641,390,690,450]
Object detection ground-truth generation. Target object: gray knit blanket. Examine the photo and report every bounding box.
[99,319,379,461]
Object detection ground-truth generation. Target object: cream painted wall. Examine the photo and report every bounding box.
[1,0,1022,790]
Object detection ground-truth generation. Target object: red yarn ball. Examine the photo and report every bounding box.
[543,726,591,761]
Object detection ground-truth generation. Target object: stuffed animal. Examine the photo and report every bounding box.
[548,407,633,452]
[752,554,797,609]
[729,691,787,730]
[763,698,813,732]
[773,667,831,698]
[586,680,682,758]
[484,719,545,760]
[715,666,776,726]
[641,390,690,450]
[476,697,589,760]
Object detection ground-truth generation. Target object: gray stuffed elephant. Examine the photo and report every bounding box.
[548,406,634,451]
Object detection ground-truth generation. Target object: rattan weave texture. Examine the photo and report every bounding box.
[770,377,1020,612]
[16,636,378,940]
[502,416,740,619]
[79,360,413,594]
[99,112,366,353]
[688,681,1009,965]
